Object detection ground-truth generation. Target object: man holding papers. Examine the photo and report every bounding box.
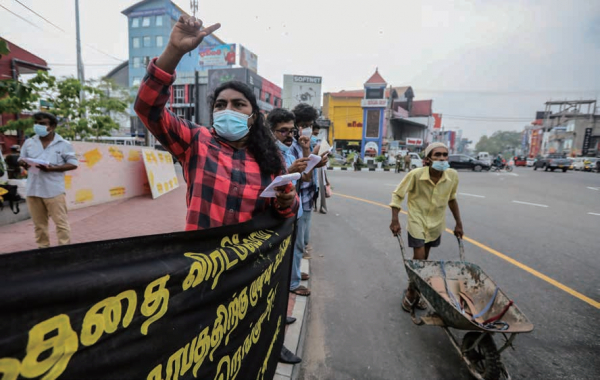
[19,112,78,248]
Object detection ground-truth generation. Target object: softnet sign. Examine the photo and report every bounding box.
[283,75,322,110]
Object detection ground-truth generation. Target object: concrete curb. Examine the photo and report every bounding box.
[327,167,392,172]
[275,258,310,380]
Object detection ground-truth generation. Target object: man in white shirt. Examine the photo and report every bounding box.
[19,112,78,248]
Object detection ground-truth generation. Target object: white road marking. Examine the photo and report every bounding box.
[588,212,600,216]
[512,200,549,208]
[587,187,599,191]
[459,193,486,198]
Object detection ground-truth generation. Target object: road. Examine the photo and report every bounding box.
[299,167,600,380]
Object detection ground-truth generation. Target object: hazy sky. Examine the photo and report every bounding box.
[1,0,599,143]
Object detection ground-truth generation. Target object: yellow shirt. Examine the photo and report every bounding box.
[389,167,459,242]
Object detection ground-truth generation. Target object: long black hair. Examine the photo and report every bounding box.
[209,81,284,177]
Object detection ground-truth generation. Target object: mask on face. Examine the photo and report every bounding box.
[276,139,290,153]
[301,127,312,137]
[431,160,450,172]
[34,124,50,137]
[213,110,252,141]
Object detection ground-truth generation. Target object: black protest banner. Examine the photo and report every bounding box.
[0,212,294,380]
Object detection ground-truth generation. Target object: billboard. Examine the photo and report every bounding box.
[433,113,442,129]
[198,44,236,67]
[283,74,322,110]
[239,45,258,73]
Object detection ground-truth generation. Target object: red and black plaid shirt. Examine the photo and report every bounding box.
[135,59,297,231]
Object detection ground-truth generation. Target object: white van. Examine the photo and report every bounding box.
[389,151,423,169]
[476,152,491,165]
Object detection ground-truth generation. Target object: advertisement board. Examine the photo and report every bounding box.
[283,74,322,109]
[361,99,388,107]
[406,138,423,146]
[239,45,258,73]
[199,44,236,67]
[142,148,179,199]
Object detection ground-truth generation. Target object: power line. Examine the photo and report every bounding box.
[0,3,40,29]
[2,1,124,62]
[14,0,65,32]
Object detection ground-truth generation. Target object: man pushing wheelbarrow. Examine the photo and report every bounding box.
[389,142,464,311]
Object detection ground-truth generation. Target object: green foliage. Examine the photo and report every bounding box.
[475,131,522,156]
[0,39,9,58]
[0,71,130,139]
[375,154,386,162]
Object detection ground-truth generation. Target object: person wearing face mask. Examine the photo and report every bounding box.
[134,16,297,231]
[18,112,79,248]
[388,142,464,312]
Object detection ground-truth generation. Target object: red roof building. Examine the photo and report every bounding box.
[0,38,49,154]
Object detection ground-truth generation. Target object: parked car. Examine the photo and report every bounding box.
[513,156,527,166]
[475,152,491,165]
[533,154,572,172]
[582,157,599,172]
[448,155,491,172]
[526,157,536,167]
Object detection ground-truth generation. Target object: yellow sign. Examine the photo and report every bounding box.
[128,150,141,162]
[109,147,124,162]
[83,149,102,168]
[75,189,94,204]
[109,187,126,197]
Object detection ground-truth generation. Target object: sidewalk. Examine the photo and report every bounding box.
[0,180,309,379]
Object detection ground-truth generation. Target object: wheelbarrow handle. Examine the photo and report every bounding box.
[456,236,465,262]
[396,235,407,262]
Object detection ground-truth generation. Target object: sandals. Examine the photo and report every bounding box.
[290,285,311,296]
[301,272,310,281]
[402,290,427,312]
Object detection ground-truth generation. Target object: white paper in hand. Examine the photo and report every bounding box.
[20,157,50,175]
[303,154,321,174]
[260,173,301,198]
[318,140,333,156]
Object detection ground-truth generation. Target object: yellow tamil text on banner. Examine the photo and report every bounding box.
[142,148,179,199]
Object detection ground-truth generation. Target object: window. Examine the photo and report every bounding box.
[131,17,140,28]
[132,57,141,68]
[143,56,150,66]
[132,77,141,86]
[142,17,151,27]
[156,15,163,26]
[143,36,151,47]
[156,36,164,47]
[175,108,185,118]
[132,37,140,48]
[365,110,380,138]
[264,92,271,104]
[173,85,185,104]
[253,87,261,101]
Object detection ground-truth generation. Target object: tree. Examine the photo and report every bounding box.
[0,71,130,139]
[475,131,522,156]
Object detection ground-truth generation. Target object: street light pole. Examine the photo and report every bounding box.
[75,0,85,106]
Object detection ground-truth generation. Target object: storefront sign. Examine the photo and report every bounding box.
[199,44,236,67]
[582,128,592,156]
[239,45,258,73]
[361,99,388,108]
[406,138,423,146]
[293,76,322,84]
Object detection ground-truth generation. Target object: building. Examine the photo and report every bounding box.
[322,69,435,157]
[114,0,282,140]
[0,38,49,154]
[522,101,600,157]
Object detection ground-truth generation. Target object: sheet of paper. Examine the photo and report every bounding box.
[304,154,322,174]
[318,140,333,156]
[20,157,50,175]
[260,172,301,198]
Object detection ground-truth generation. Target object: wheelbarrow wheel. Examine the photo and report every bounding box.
[461,332,502,380]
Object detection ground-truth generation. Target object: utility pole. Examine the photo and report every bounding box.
[75,0,85,106]
[194,70,200,124]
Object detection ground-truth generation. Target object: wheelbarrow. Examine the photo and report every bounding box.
[396,235,534,380]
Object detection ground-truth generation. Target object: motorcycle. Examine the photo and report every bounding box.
[491,164,513,172]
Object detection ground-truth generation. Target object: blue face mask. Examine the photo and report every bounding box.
[213,110,252,141]
[276,139,290,153]
[34,124,50,137]
[431,160,450,172]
